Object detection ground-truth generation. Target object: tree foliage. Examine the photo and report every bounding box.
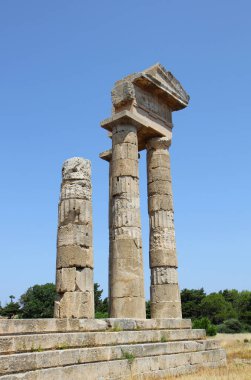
[181,288,251,333]
[19,283,57,318]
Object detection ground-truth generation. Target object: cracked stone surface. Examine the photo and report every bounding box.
[109,125,146,318]
[54,157,94,319]
[147,137,182,318]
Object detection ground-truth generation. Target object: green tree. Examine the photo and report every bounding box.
[235,291,251,327]
[201,293,237,324]
[146,300,151,319]
[181,288,206,319]
[20,283,57,318]
[1,301,20,318]
[94,283,104,312]
[9,295,15,303]
[94,283,109,318]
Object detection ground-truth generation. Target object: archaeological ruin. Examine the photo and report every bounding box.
[0,64,226,379]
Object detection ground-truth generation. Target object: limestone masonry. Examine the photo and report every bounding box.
[0,64,226,379]
[100,63,188,318]
[54,157,94,318]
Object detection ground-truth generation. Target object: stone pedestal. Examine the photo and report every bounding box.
[54,157,94,318]
[109,124,146,318]
[147,137,182,318]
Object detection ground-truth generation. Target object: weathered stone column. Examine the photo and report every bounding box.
[110,123,146,318]
[147,137,182,318]
[54,157,94,319]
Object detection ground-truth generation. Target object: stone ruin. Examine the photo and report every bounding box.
[0,64,226,379]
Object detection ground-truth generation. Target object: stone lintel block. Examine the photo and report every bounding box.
[151,284,181,303]
[112,158,139,178]
[56,246,93,269]
[76,268,93,292]
[61,180,91,201]
[109,296,146,319]
[113,143,138,160]
[112,124,137,146]
[151,267,179,285]
[110,64,189,113]
[151,301,182,319]
[150,210,175,228]
[150,248,178,267]
[148,179,172,196]
[62,157,91,181]
[54,291,94,319]
[148,194,173,212]
[57,223,92,248]
[56,268,76,293]
[59,199,92,226]
[148,167,171,184]
[112,176,139,196]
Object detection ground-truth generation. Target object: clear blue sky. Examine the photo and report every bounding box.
[0,0,250,306]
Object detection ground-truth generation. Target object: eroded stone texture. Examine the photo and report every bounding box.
[110,124,146,318]
[54,157,94,319]
[147,137,182,318]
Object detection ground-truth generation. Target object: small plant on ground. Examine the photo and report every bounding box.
[122,351,135,365]
[56,342,70,350]
[110,323,123,332]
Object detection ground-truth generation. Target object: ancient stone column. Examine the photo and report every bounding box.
[110,123,146,318]
[101,64,190,319]
[147,137,182,318]
[54,157,94,319]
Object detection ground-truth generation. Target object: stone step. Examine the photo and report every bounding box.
[0,318,191,336]
[0,340,220,376]
[0,329,205,355]
[0,349,226,380]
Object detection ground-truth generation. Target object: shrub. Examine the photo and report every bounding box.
[217,319,243,333]
[192,317,217,336]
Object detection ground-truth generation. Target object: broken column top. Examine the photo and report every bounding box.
[62,157,91,180]
[101,63,190,151]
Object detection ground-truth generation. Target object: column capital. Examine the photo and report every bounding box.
[99,149,112,162]
[146,137,171,151]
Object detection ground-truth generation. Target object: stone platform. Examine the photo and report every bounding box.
[0,318,226,379]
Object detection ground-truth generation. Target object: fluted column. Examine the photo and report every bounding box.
[110,124,146,318]
[147,137,182,318]
[54,157,94,318]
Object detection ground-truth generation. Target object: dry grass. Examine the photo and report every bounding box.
[168,333,251,380]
